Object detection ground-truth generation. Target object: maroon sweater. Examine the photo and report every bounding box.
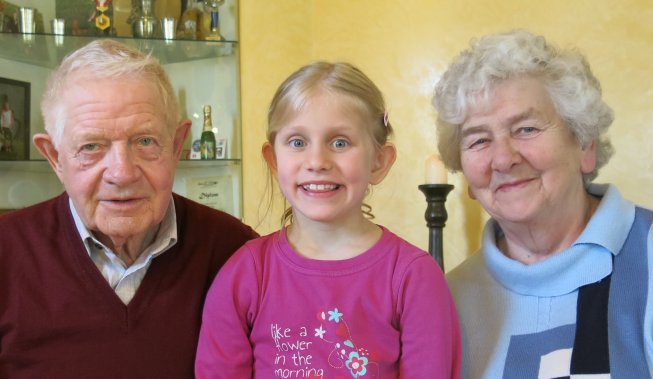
[0,193,257,378]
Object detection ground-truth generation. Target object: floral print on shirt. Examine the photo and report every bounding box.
[315,307,379,378]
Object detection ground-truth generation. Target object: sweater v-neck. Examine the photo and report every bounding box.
[58,195,167,322]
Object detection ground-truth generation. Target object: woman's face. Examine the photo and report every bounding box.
[459,77,596,226]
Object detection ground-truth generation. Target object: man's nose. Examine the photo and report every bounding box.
[103,144,141,185]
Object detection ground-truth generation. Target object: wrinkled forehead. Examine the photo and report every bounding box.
[462,76,548,123]
[61,73,167,124]
[65,70,157,92]
[464,79,505,116]
[61,73,166,114]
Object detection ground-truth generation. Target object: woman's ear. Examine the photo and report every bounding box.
[262,142,277,174]
[580,140,597,174]
[370,142,397,185]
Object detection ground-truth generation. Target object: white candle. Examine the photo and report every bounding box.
[425,154,448,184]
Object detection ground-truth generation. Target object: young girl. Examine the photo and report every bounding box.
[195,61,461,378]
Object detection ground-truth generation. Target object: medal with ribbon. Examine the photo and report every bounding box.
[94,0,111,30]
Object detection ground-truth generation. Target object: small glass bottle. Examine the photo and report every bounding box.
[200,105,216,160]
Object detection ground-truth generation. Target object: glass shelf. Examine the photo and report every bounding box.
[0,160,53,172]
[179,159,241,167]
[0,31,237,68]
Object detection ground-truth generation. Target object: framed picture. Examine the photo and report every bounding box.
[216,138,227,159]
[186,175,234,214]
[0,77,30,160]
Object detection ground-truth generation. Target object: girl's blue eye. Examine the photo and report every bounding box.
[332,139,348,149]
[290,139,305,148]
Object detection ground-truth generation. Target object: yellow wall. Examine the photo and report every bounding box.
[240,0,653,271]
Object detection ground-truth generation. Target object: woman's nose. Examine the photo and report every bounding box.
[490,137,521,172]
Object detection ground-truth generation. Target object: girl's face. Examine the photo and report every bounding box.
[263,91,393,226]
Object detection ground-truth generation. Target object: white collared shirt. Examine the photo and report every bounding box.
[70,198,178,304]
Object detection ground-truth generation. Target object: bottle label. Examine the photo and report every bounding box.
[201,140,216,159]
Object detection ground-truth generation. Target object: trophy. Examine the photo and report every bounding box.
[203,0,224,41]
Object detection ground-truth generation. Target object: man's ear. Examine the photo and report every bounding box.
[33,133,64,182]
[262,142,277,174]
[173,119,192,159]
[370,142,397,185]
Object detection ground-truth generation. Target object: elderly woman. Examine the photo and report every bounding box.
[433,29,653,378]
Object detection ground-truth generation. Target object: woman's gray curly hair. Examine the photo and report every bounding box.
[432,29,614,184]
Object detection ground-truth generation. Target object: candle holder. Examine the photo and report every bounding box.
[418,184,454,270]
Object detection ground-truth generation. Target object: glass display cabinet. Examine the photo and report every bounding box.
[0,0,242,218]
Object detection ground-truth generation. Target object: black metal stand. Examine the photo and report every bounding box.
[418,184,454,270]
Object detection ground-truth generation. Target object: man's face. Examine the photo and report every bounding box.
[52,74,184,248]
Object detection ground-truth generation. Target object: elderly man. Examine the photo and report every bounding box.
[0,40,257,378]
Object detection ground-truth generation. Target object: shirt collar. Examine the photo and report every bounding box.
[575,183,635,255]
[483,183,635,296]
[69,197,178,259]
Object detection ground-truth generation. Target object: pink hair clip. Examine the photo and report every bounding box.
[383,112,389,127]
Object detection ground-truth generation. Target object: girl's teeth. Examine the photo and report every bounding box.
[303,184,337,191]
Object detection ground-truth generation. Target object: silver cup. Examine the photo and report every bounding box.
[51,18,65,34]
[19,7,36,34]
[160,17,176,41]
[133,16,157,39]
[51,18,65,46]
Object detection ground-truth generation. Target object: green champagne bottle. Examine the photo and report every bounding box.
[200,105,216,160]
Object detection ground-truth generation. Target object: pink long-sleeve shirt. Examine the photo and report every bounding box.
[196,226,461,378]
